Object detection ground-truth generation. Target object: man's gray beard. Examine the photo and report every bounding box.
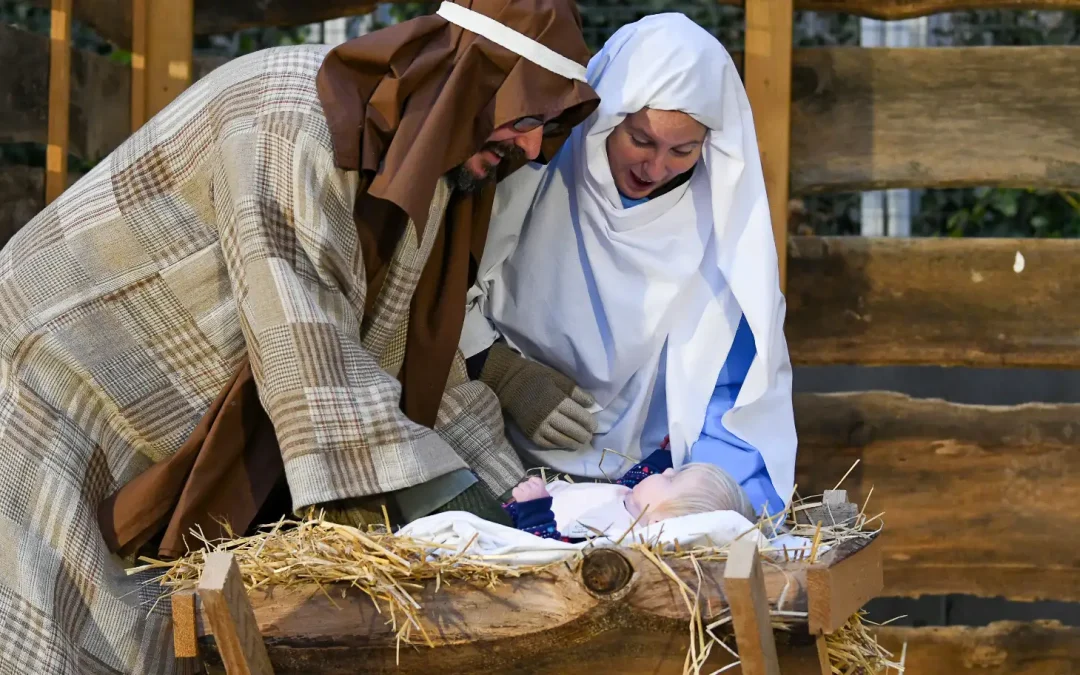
[445,144,526,193]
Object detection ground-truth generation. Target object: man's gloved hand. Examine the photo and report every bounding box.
[479,342,597,451]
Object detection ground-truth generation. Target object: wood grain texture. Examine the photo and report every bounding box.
[1,24,225,162]
[725,538,781,675]
[22,0,378,49]
[794,391,1080,601]
[22,0,1080,46]
[145,0,194,120]
[875,621,1080,674]
[172,590,199,659]
[789,46,1080,194]
[194,544,880,673]
[807,538,883,634]
[786,236,1080,368]
[744,0,793,291]
[45,0,73,205]
[198,552,275,675]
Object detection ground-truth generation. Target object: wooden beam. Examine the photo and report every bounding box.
[22,0,1080,48]
[874,621,1080,674]
[144,0,194,119]
[1,24,224,161]
[45,0,73,205]
[744,0,793,291]
[795,391,1080,601]
[197,552,275,675]
[172,590,200,659]
[807,537,883,634]
[787,236,1080,368]
[725,538,781,675]
[789,46,1080,194]
[131,0,148,132]
[194,543,878,673]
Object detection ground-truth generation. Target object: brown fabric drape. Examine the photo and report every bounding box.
[99,0,598,559]
[98,362,281,559]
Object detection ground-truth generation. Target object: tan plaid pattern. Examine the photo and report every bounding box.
[0,45,516,674]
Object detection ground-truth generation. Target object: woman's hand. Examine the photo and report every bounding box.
[479,343,597,451]
[511,476,551,503]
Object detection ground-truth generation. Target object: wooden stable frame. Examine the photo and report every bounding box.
[173,537,883,674]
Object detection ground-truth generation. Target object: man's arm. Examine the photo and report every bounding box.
[217,125,466,510]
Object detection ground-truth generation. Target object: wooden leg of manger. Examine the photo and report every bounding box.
[197,552,275,675]
[724,537,781,675]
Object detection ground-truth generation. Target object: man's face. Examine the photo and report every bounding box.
[447,118,548,192]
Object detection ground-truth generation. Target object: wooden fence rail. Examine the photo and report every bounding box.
[19,0,1080,49]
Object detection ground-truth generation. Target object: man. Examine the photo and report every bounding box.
[0,0,597,671]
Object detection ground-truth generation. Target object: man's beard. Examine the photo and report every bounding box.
[445,141,526,193]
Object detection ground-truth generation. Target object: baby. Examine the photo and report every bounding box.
[502,446,756,541]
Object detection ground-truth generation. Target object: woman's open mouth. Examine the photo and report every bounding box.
[627,169,655,193]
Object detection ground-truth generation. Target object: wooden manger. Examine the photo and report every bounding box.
[166,524,884,674]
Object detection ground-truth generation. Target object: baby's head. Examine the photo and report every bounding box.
[627,463,756,525]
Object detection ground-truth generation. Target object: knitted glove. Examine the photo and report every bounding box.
[479,342,597,451]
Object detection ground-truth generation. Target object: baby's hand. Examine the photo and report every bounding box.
[511,476,550,503]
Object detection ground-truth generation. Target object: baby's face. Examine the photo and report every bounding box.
[628,468,679,522]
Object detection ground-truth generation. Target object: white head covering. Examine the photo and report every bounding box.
[460,14,796,504]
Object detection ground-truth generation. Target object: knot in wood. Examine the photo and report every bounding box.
[580,549,633,596]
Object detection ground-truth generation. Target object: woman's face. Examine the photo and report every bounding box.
[606,108,707,200]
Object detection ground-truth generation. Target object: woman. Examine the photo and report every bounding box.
[461,13,796,518]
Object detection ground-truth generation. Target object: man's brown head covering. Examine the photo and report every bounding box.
[317,0,600,425]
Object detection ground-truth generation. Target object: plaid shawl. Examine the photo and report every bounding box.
[0,45,521,673]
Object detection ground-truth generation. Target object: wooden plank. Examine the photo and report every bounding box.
[807,537,883,634]
[874,621,1080,674]
[194,544,883,673]
[725,538,781,675]
[744,0,793,291]
[23,0,379,49]
[787,236,1080,368]
[197,552,275,675]
[172,590,199,659]
[22,0,1080,47]
[1,23,130,162]
[1,23,225,161]
[144,0,194,120]
[789,46,1080,194]
[45,0,73,205]
[131,0,148,132]
[794,391,1080,601]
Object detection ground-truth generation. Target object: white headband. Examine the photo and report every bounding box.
[436,1,588,82]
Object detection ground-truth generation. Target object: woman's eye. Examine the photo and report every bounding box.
[672,148,693,157]
[630,135,650,147]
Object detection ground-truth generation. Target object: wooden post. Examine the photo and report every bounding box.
[45,0,73,205]
[197,552,275,675]
[132,0,194,131]
[724,537,781,675]
[172,590,200,659]
[744,0,793,292]
[130,0,147,131]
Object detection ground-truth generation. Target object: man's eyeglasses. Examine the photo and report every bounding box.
[511,116,565,137]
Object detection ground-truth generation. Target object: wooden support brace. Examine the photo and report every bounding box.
[807,536,884,635]
[45,0,72,205]
[724,537,781,675]
[744,0,794,292]
[172,590,199,659]
[197,552,275,675]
